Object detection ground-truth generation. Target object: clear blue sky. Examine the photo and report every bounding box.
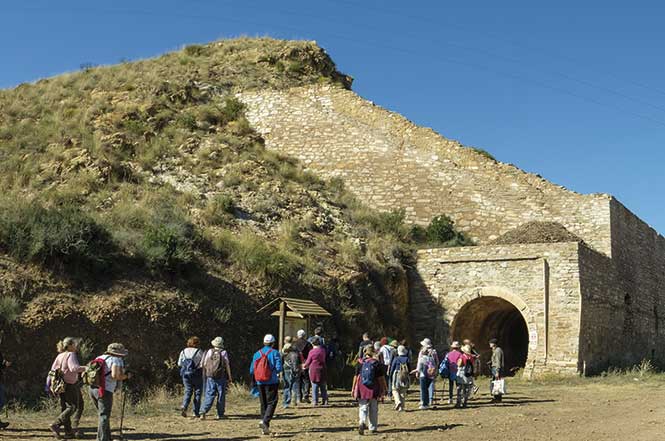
[2,1,664,233]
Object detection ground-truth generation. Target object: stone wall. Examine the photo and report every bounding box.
[239,85,613,255]
[415,243,583,375]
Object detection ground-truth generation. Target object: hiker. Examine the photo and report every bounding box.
[463,339,481,395]
[293,330,313,403]
[177,336,204,418]
[326,336,343,390]
[421,338,439,406]
[389,345,411,411]
[303,337,328,406]
[379,338,396,397]
[489,338,505,403]
[0,348,11,430]
[399,339,413,363]
[88,343,131,441]
[357,333,373,359]
[442,341,462,404]
[455,344,475,408]
[413,345,436,410]
[281,342,303,408]
[353,345,387,435]
[48,337,87,439]
[250,334,282,436]
[200,337,233,419]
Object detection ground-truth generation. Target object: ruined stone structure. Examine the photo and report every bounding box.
[239,84,665,375]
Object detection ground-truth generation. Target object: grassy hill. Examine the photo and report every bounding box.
[0,38,467,399]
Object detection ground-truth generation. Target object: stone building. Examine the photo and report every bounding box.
[238,83,665,375]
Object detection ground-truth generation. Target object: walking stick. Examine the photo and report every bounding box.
[119,384,128,441]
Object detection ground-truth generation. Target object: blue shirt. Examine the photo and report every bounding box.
[249,346,283,385]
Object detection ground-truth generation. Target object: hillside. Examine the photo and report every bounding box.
[0,38,473,398]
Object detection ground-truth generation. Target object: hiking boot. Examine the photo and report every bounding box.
[0,421,9,430]
[259,421,270,435]
[216,415,227,420]
[199,413,207,420]
[180,407,187,418]
[49,424,62,439]
[358,424,366,435]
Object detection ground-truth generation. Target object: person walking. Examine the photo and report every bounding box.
[303,337,328,406]
[420,338,439,406]
[0,348,11,430]
[443,341,462,404]
[455,344,475,408]
[88,343,131,441]
[281,342,303,408]
[353,345,387,435]
[250,334,282,436]
[308,327,326,346]
[378,339,396,398]
[463,339,481,395]
[293,330,313,403]
[178,336,204,418]
[48,337,87,439]
[389,345,411,411]
[413,345,436,410]
[357,333,373,359]
[200,337,232,419]
[489,338,505,403]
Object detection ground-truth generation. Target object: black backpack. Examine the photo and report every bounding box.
[463,357,474,377]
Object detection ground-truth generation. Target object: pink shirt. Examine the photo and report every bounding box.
[51,352,86,384]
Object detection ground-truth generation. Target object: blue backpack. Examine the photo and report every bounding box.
[361,359,378,387]
[180,349,202,380]
[439,353,450,379]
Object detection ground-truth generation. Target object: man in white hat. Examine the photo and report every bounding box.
[419,338,439,406]
[250,334,282,435]
[200,337,233,419]
[89,343,131,441]
[292,329,313,403]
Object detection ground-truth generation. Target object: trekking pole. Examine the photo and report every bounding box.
[119,383,128,441]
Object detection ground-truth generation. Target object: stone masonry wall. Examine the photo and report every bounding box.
[415,243,583,375]
[239,85,613,255]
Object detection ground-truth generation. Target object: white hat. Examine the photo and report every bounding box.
[296,329,306,338]
[397,345,408,356]
[264,334,276,344]
[211,337,224,348]
[420,338,432,347]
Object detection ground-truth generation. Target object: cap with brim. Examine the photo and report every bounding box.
[390,340,399,348]
[211,337,224,348]
[264,334,276,344]
[450,341,461,349]
[106,343,128,357]
[461,345,472,355]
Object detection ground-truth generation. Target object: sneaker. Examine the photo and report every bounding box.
[447,398,452,404]
[0,422,9,430]
[259,421,270,435]
[49,424,62,439]
[369,429,378,434]
[216,415,227,420]
[199,413,207,420]
[358,424,365,435]
[180,407,187,418]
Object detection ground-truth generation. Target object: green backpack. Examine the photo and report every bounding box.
[82,357,109,388]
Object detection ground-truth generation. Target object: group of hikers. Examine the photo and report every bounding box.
[0,328,506,439]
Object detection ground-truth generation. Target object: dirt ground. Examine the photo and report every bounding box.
[3,379,665,441]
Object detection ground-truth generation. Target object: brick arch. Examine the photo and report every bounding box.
[450,286,538,372]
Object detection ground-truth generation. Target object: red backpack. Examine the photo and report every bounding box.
[253,348,274,382]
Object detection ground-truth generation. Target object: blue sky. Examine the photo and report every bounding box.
[2,1,664,233]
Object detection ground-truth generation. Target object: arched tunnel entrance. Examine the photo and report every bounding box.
[451,296,529,376]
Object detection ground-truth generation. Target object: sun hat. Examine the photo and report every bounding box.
[284,336,293,344]
[211,337,224,348]
[106,343,128,357]
[461,344,472,355]
[420,338,432,347]
[283,343,293,353]
[397,345,408,356]
[297,329,306,338]
[450,341,461,349]
[390,340,399,348]
[373,341,382,351]
[264,334,276,344]
[364,345,376,357]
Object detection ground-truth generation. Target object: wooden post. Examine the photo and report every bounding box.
[278,300,286,352]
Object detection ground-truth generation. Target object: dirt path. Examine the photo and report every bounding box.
[4,380,665,440]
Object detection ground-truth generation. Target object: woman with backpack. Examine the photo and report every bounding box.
[353,345,387,435]
[48,337,86,439]
[455,344,475,408]
[412,345,436,410]
[389,345,411,412]
[199,337,233,419]
[302,337,328,406]
[177,336,204,418]
[281,342,303,408]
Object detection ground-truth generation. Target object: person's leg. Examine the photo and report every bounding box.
[456,382,463,407]
[263,384,278,426]
[392,388,401,409]
[490,368,496,395]
[429,379,435,406]
[303,371,311,402]
[193,379,203,417]
[200,377,217,416]
[282,372,292,407]
[358,399,368,432]
[216,379,227,418]
[293,373,302,405]
[182,377,193,413]
[72,385,84,435]
[320,382,328,405]
[258,385,268,420]
[448,378,454,403]
[312,382,319,405]
[55,384,77,434]
[368,398,378,432]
